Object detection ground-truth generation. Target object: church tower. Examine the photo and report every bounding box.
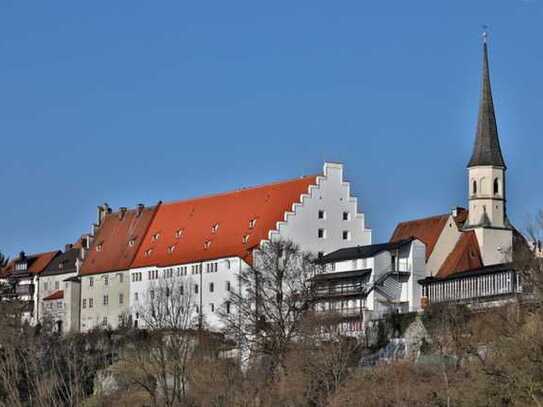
[465,34,513,266]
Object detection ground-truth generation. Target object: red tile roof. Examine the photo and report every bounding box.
[28,251,60,274]
[390,208,469,261]
[43,290,64,301]
[80,205,159,276]
[132,175,318,268]
[390,214,449,260]
[436,231,483,278]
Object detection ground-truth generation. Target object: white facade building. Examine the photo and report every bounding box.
[129,162,372,331]
[313,239,427,333]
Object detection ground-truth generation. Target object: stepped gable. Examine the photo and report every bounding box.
[132,175,318,268]
[80,204,158,276]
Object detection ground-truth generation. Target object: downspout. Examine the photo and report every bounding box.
[199,262,203,330]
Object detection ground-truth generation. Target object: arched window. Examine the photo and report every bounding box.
[472,180,477,195]
[493,178,499,195]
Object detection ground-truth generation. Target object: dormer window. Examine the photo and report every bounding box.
[211,224,220,233]
[204,240,212,249]
[152,233,160,241]
[168,245,176,254]
[128,239,136,248]
[58,263,64,270]
[176,229,184,239]
[96,244,103,252]
[144,248,153,257]
[242,234,250,244]
[249,219,257,229]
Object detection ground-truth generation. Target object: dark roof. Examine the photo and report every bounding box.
[420,262,513,283]
[42,247,79,277]
[321,239,413,264]
[467,42,506,168]
[312,269,372,282]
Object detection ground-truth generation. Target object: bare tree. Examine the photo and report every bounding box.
[116,277,197,407]
[221,239,322,379]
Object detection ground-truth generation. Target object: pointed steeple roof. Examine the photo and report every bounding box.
[467,38,506,168]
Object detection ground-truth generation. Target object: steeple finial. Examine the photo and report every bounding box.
[467,30,506,168]
[482,25,489,44]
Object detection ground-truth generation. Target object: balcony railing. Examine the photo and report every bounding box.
[422,269,521,305]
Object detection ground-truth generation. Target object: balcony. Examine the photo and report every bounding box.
[15,284,34,297]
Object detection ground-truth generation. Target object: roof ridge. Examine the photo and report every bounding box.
[163,174,318,207]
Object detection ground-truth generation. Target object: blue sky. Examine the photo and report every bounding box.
[1,1,542,257]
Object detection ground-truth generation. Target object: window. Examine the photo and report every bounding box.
[119,294,124,304]
[329,263,336,272]
[82,299,87,309]
[44,282,48,291]
[209,282,214,293]
[318,210,325,220]
[96,244,103,252]
[89,298,94,308]
[55,281,59,290]
[226,281,231,292]
[104,276,109,286]
[226,301,231,314]
[168,245,176,254]
[103,317,108,326]
[318,252,324,260]
[242,234,250,244]
[204,240,212,249]
[180,285,184,295]
[128,239,135,247]
[211,223,220,233]
[342,231,351,240]
[249,218,257,229]
[118,273,124,283]
[343,211,351,221]
[152,233,160,241]
[103,295,109,305]
[194,284,199,294]
[473,180,478,195]
[89,277,94,287]
[150,289,155,299]
[225,259,231,270]
[210,303,215,313]
[318,229,326,239]
[176,229,184,239]
[195,305,199,314]
[134,292,139,302]
[494,178,500,195]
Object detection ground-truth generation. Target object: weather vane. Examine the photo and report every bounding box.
[482,25,489,43]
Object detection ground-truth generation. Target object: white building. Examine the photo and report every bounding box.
[313,238,427,333]
[129,162,372,330]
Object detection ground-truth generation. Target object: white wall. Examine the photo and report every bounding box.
[129,257,250,331]
[272,162,372,255]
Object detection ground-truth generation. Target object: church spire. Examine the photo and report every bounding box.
[467,33,506,168]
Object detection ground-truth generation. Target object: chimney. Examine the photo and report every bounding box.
[137,203,145,216]
[18,251,26,261]
[119,207,128,220]
[97,203,110,226]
